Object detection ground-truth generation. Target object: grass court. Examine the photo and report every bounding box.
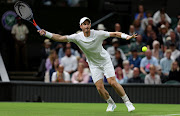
[0,102,180,116]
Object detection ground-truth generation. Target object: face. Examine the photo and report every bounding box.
[161,28,167,34]
[103,40,107,46]
[45,44,50,48]
[129,25,135,33]
[113,43,119,48]
[166,52,171,59]
[115,23,121,32]
[147,12,152,18]
[145,49,152,58]
[52,51,57,58]
[66,43,71,48]
[115,51,121,59]
[148,19,153,25]
[149,66,156,75]
[146,25,152,32]
[124,63,130,69]
[133,68,139,77]
[117,68,123,75]
[78,64,84,73]
[172,62,178,70]
[170,46,175,51]
[170,32,176,40]
[134,20,140,27]
[165,22,170,28]
[65,49,71,57]
[54,59,59,68]
[138,5,144,13]
[136,35,142,42]
[154,44,159,49]
[161,14,166,22]
[58,66,64,73]
[17,19,22,25]
[80,20,91,33]
[132,51,138,57]
[150,31,156,39]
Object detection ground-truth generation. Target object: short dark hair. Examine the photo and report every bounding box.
[170,43,175,47]
[131,48,137,52]
[65,48,71,51]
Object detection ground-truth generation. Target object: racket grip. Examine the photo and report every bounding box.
[35,25,41,30]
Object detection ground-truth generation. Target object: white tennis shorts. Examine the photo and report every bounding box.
[89,61,115,83]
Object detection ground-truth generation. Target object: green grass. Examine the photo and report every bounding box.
[0,102,180,116]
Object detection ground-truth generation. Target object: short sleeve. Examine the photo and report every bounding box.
[51,72,57,82]
[64,72,70,81]
[66,33,78,43]
[140,58,145,67]
[24,25,29,34]
[97,30,110,40]
[154,58,159,66]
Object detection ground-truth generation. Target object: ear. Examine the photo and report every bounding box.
[80,25,82,29]
[90,23,91,28]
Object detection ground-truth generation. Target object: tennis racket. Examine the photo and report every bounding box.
[14,1,41,30]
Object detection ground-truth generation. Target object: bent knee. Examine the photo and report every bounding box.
[96,85,105,92]
[109,80,118,87]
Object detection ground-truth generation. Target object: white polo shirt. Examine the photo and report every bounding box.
[11,24,29,41]
[67,30,111,66]
[51,71,70,82]
[61,55,78,72]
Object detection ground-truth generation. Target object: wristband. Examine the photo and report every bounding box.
[121,33,128,39]
[45,31,53,39]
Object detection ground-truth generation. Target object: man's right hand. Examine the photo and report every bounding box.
[37,29,46,36]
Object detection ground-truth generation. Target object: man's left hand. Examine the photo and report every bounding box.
[126,34,138,40]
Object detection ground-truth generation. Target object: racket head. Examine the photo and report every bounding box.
[14,1,33,21]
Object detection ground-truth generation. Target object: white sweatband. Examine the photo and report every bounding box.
[45,31,53,39]
[121,33,128,39]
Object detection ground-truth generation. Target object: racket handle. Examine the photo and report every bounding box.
[35,25,41,30]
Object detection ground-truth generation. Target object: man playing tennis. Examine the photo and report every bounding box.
[38,17,137,112]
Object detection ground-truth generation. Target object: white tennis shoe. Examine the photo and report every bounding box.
[106,103,116,112]
[125,101,135,112]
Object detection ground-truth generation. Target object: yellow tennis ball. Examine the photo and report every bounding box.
[142,46,147,52]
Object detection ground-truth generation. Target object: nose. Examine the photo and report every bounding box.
[85,25,88,28]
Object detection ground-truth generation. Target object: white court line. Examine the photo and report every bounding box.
[0,53,10,82]
[166,114,180,116]
[151,114,180,116]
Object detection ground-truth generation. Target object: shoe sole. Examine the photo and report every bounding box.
[106,104,117,112]
[128,107,135,112]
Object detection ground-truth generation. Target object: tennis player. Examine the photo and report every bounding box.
[38,17,137,112]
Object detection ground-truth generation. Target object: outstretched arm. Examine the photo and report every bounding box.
[38,29,68,42]
[109,32,137,40]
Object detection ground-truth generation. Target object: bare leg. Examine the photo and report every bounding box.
[107,77,125,97]
[107,77,135,112]
[95,79,110,100]
[95,79,117,111]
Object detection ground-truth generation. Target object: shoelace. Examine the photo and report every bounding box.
[126,102,132,107]
[107,103,114,108]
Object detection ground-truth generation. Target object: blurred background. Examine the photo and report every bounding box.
[0,0,180,103]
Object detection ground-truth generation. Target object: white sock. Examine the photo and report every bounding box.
[121,94,130,103]
[106,96,115,104]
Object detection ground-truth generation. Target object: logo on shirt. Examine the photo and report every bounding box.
[1,11,17,30]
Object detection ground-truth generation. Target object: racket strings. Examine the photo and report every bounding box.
[14,1,33,21]
[26,14,33,20]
